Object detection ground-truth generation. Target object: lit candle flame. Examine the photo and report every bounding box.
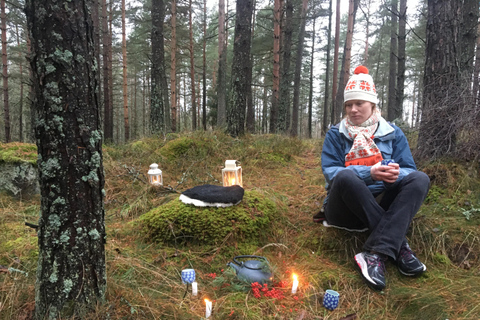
[293,274,298,281]
[292,273,299,294]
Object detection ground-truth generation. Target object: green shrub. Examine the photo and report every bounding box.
[139,190,277,245]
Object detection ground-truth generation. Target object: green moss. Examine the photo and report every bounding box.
[0,143,38,165]
[139,190,277,245]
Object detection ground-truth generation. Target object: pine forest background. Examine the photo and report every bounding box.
[0,0,455,146]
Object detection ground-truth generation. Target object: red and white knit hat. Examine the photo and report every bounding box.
[344,65,378,105]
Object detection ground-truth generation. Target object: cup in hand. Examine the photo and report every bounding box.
[181,269,196,284]
[381,159,395,166]
[323,289,340,311]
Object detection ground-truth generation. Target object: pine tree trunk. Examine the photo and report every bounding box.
[307,11,316,139]
[217,0,227,127]
[269,0,281,133]
[102,0,113,142]
[291,0,308,137]
[1,0,10,143]
[151,0,167,134]
[330,0,341,125]
[202,0,207,130]
[387,0,398,121]
[418,0,461,159]
[246,0,256,133]
[278,0,293,134]
[122,0,129,141]
[25,1,106,318]
[16,23,24,142]
[395,0,406,119]
[227,0,253,137]
[322,0,332,135]
[189,0,197,131]
[170,0,177,132]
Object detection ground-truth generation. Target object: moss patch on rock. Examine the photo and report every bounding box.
[0,142,38,165]
[139,190,278,245]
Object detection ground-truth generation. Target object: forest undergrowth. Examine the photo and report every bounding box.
[1,131,480,319]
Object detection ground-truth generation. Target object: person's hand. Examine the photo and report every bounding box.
[370,161,400,183]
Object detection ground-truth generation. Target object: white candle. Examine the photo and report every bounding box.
[205,298,212,318]
[192,281,198,296]
[292,274,299,294]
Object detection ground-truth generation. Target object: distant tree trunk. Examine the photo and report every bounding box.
[308,11,316,139]
[25,0,106,318]
[291,0,308,137]
[269,0,281,133]
[189,0,197,131]
[1,0,10,143]
[278,0,293,134]
[170,0,177,132]
[362,0,372,63]
[472,22,480,104]
[387,0,398,121]
[418,0,461,159]
[246,0,256,133]
[333,0,358,124]
[16,24,24,142]
[102,0,113,142]
[330,0,340,125]
[108,1,114,140]
[122,0,129,141]
[92,0,102,131]
[202,0,207,130]
[262,80,268,133]
[460,0,477,77]
[322,0,332,135]
[217,0,227,128]
[151,0,167,134]
[395,0,406,120]
[227,0,253,137]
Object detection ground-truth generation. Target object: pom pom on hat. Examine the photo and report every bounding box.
[344,65,378,105]
[354,65,369,75]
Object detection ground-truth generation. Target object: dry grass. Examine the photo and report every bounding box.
[1,132,480,319]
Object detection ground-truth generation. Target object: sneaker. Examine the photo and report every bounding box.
[354,252,387,291]
[397,242,426,276]
[312,207,326,223]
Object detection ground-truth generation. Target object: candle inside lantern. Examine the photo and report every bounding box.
[192,281,198,296]
[222,160,242,187]
[292,273,299,294]
[205,298,212,318]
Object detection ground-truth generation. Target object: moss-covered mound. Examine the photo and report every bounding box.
[139,189,277,245]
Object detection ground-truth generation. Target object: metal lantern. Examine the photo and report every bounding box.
[222,160,242,187]
[148,163,163,186]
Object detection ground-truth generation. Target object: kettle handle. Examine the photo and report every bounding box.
[233,255,269,268]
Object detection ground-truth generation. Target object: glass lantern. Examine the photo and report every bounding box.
[222,160,242,187]
[148,163,163,186]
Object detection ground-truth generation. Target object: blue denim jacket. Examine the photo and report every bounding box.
[321,118,417,198]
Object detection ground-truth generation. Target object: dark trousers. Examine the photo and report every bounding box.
[324,169,430,260]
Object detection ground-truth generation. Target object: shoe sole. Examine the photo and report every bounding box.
[324,221,368,232]
[354,253,386,291]
[398,263,427,277]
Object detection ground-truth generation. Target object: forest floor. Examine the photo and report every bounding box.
[1,131,480,319]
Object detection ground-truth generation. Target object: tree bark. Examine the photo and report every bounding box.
[202,0,207,130]
[25,0,106,318]
[395,0,406,120]
[330,0,340,125]
[170,0,177,132]
[278,0,293,134]
[217,0,227,127]
[269,0,282,133]
[418,0,461,159]
[151,0,167,134]
[307,10,316,139]
[122,0,129,141]
[387,0,398,121]
[1,0,10,143]
[102,0,113,142]
[291,0,308,137]
[322,0,332,135]
[16,23,24,142]
[227,0,253,137]
[189,0,197,131]
[246,0,256,133]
